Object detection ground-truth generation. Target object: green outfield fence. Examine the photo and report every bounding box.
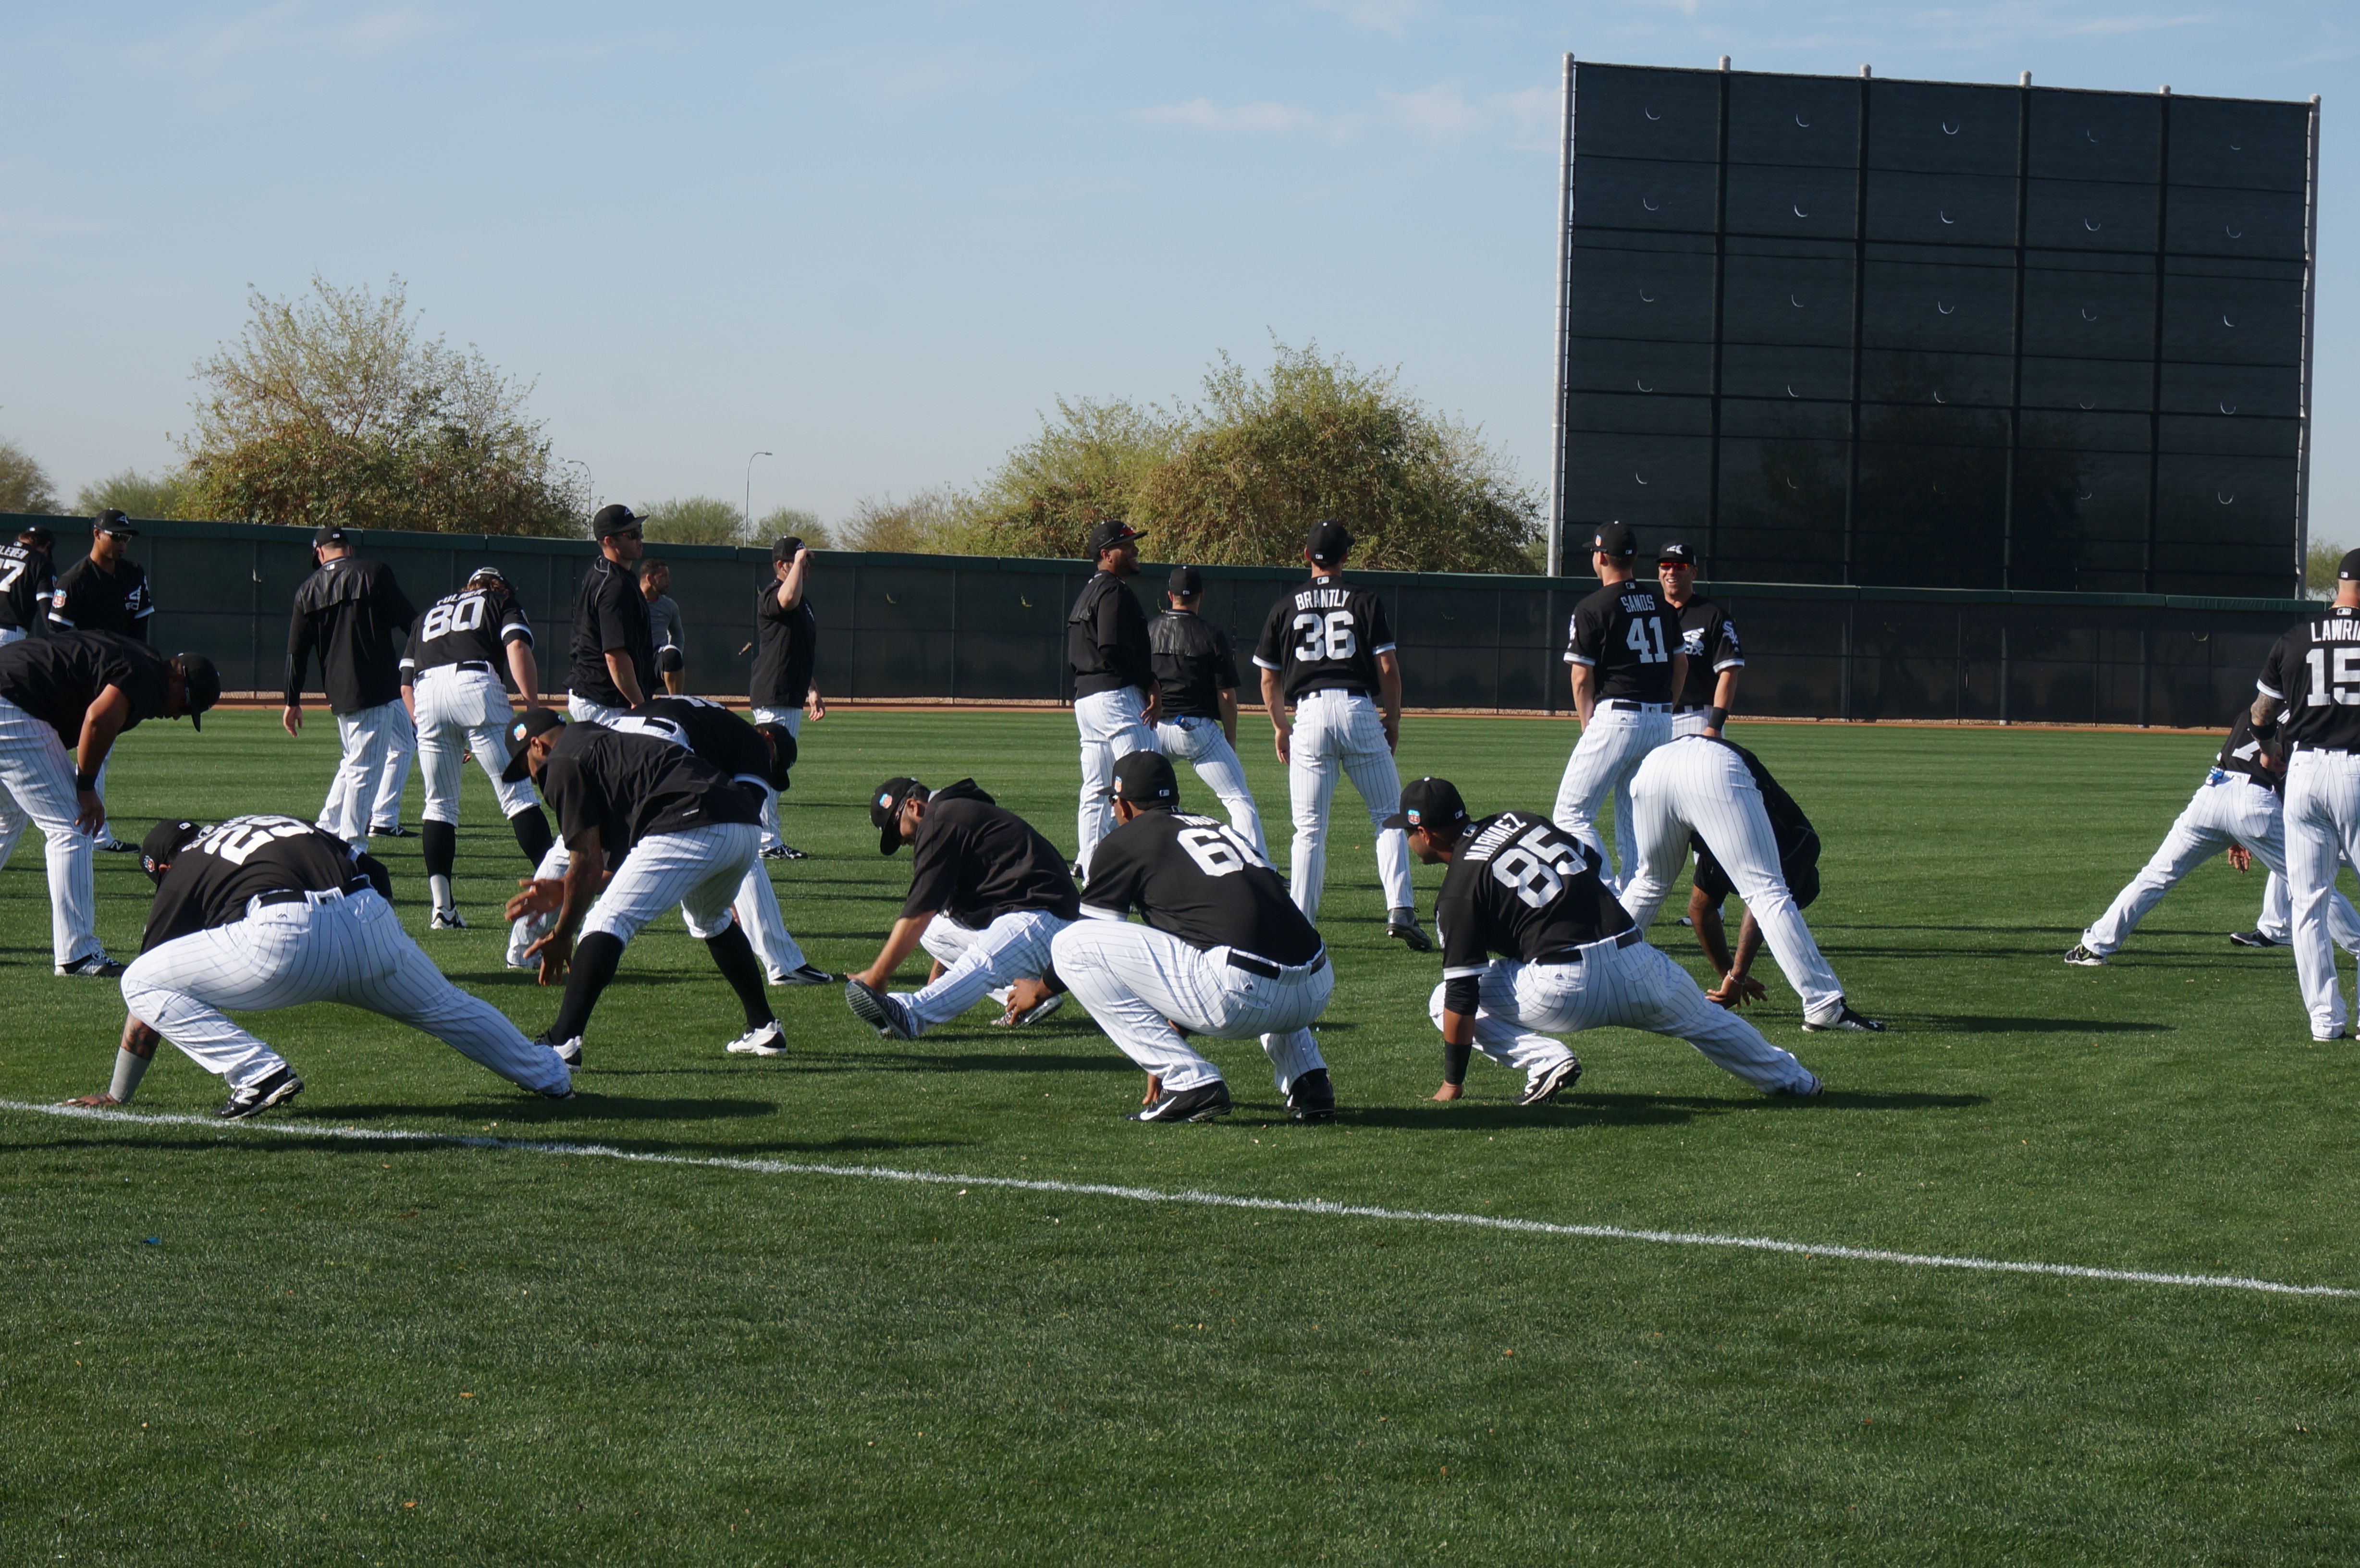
[2,513,2310,727]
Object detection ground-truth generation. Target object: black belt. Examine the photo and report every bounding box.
[1533,929,1643,966]
[254,880,369,909]
[427,659,493,675]
[1673,704,1707,713]
[1603,699,1672,713]
[1300,687,1371,700]
[1228,945,1327,979]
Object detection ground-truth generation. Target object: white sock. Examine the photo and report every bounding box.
[430,873,454,911]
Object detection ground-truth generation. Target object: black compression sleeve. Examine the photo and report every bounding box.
[420,820,456,881]
[1443,975,1481,1017]
[547,932,625,1042]
[703,923,774,1031]
[1441,1039,1473,1087]
[355,853,394,902]
[509,805,555,868]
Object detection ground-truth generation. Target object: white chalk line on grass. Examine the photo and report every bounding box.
[7,1098,2354,1301]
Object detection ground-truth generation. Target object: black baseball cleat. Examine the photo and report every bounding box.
[216,1067,304,1120]
[1386,908,1432,952]
[96,838,138,853]
[373,824,416,838]
[2063,944,2106,968]
[1131,1079,1232,1123]
[1519,1055,1583,1106]
[1285,1068,1337,1122]
[56,953,127,978]
[538,1085,578,1101]
[771,963,836,986]
[536,1032,583,1068]
[1772,1070,1826,1097]
[845,979,917,1041]
[1801,1002,1885,1032]
[761,843,809,861]
[2229,930,2286,948]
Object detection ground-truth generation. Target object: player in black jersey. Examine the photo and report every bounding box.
[62,814,573,1117]
[402,566,554,925]
[567,505,655,722]
[1549,522,1685,890]
[2252,549,2360,1037]
[49,511,153,642]
[1398,776,1820,1101]
[751,535,825,859]
[1044,751,1337,1123]
[0,523,54,645]
[1252,520,1423,945]
[1149,565,1268,854]
[1655,541,1742,739]
[1068,518,1160,879]
[285,526,420,849]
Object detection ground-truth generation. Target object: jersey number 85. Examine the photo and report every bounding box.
[1491,825,1578,909]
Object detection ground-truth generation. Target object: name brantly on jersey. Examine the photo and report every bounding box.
[1292,587,1354,612]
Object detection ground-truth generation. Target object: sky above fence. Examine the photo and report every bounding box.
[2,3,2353,542]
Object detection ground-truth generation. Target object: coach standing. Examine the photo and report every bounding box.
[750,536,824,859]
[1066,518,1159,880]
[1,524,55,646]
[567,504,654,723]
[284,527,417,853]
[1656,542,1743,739]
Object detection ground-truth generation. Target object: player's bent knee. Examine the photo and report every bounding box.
[1427,981,1450,1028]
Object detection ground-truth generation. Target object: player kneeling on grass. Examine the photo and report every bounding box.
[1398,777,1823,1102]
[499,709,785,1064]
[62,816,574,1118]
[1031,752,1336,1124]
[846,776,1080,1039]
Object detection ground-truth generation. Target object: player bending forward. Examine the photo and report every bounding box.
[845,776,1081,1039]
[1400,777,1821,1101]
[2067,710,2360,968]
[1039,752,1336,1124]
[63,816,573,1117]
[1681,740,1822,1008]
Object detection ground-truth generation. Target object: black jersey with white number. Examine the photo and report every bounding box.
[1671,597,1743,710]
[539,723,761,856]
[140,815,379,953]
[1566,580,1676,703]
[402,583,532,680]
[0,541,53,631]
[900,779,1082,927]
[615,695,782,788]
[1150,610,1240,721]
[1253,576,1396,704]
[2258,607,2360,751]
[50,555,153,642]
[1080,808,1323,965]
[2214,710,2284,793]
[1434,811,1634,981]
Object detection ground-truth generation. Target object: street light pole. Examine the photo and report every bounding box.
[745,450,774,536]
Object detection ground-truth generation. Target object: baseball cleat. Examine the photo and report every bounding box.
[1285,1068,1338,1122]
[2063,944,2106,967]
[96,837,138,853]
[535,1033,583,1068]
[845,979,917,1041]
[994,992,1064,1028]
[373,825,416,838]
[429,907,467,930]
[1801,1002,1884,1032]
[770,963,836,986]
[2229,930,2286,948]
[765,842,811,860]
[216,1067,304,1120]
[1385,908,1433,952]
[538,1085,577,1101]
[56,953,127,978]
[1131,1079,1232,1123]
[1772,1071,1825,1097]
[2315,1031,2349,1042]
[725,1021,789,1056]
[1519,1056,1583,1106]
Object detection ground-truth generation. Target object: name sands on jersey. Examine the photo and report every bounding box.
[1463,810,1586,909]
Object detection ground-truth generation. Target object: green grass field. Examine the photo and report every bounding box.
[4,707,2357,1566]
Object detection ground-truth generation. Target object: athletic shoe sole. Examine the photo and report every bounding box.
[1519,1056,1583,1106]
[56,955,126,978]
[770,965,836,986]
[845,980,916,1041]
[217,1072,304,1120]
[725,1025,788,1056]
[1131,1082,1232,1122]
[429,910,467,930]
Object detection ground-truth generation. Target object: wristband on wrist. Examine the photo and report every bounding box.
[1707,706,1729,730]
[74,771,97,792]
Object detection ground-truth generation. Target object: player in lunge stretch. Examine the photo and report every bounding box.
[1400,776,1821,1101]
[0,523,55,647]
[845,776,1081,1040]
[400,566,557,928]
[285,527,419,850]
[566,506,654,723]
[1656,541,1742,740]
[750,536,824,860]
[1149,565,1266,857]
[1550,522,1683,889]
[61,816,574,1117]
[1041,751,1335,1124]
[499,709,785,1064]
[2066,710,2360,968]
[1067,519,1159,880]
[1253,521,1425,948]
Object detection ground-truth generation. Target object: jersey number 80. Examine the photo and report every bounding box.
[1291,611,1356,662]
[419,592,490,641]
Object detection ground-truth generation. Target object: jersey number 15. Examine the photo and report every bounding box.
[2304,648,2360,706]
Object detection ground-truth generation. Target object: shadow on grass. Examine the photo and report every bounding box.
[327,1095,782,1124]
[1902,1016,2173,1034]
[585,1051,1136,1078]
[1319,1088,1988,1131]
[19,1129,968,1159]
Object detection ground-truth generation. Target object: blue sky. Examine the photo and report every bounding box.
[2,2,2353,544]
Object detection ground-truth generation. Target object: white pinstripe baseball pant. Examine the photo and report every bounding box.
[901,909,1070,1033]
[510,819,792,959]
[414,667,538,824]
[1550,701,1673,891]
[0,693,100,968]
[120,887,571,1095]
[1622,737,1846,1026]
[1430,936,1815,1095]
[1050,917,1330,1094]
[1076,689,1157,877]
[2258,870,2360,948]
[1155,716,1268,858]
[750,707,802,851]
[315,700,407,850]
[2082,774,2360,956]
[2284,748,2360,1036]
[566,694,627,725]
[1286,689,1413,917]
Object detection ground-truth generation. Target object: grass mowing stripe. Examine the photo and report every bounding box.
[12,1097,2354,1302]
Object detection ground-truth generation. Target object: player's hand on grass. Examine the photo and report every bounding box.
[282,704,303,738]
[504,879,563,921]
[2227,844,2253,873]
[1002,976,1055,1021]
[1429,1081,1463,1102]
[1709,974,1767,1008]
[74,789,106,836]
[60,1092,122,1108]
[524,931,572,985]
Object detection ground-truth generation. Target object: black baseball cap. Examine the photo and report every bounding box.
[466,565,510,589]
[752,722,799,790]
[1086,519,1142,556]
[1307,520,1352,565]
[1657,540,1696,565]
[500,707,567,783]
[172,653,221,731]
[17,524,52,548]
[1589,522,1636,558]
[312,525,351,547]
[774,536,806,562]
[2339,549,2360,581]
[871,776,928,855]
[95,509,136,538]
[1109,750,1179,808]
[139,818,202,883]
[592,504,646,538]
[1168,565,1205,597]
[1384,776,1470,833]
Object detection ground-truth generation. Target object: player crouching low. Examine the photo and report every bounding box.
[62,815,574,1117]
[1042,752,1336,1124]
[1398,777,1822,1102]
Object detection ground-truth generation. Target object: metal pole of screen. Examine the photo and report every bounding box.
[745,451,774,535]
[2296,95,2322,598]
[1549,51,1575,578]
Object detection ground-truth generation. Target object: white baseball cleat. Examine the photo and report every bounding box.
[725,1022,788,1056]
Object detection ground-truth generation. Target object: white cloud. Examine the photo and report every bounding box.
[126,2,443,111]
[1138,77,1564,151]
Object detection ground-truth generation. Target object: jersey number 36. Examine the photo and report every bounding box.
[1292,611,1356,662]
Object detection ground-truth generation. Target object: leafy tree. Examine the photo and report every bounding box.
[75,467,192,521]
[2307,537,2346,599]
[0,437,58,514]
[757,506,831,549]
[838,487,963,553]
[958,397,1186,558]
[179,275,588,537]
[645,495,750,547]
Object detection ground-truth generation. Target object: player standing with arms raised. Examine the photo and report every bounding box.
[0,524,54,646]
[567,505,654,723]
[1067,519,1159,880]
[1253,521,1425,948]
[1149,565,1266,857]
[284,526,418,852]
[1656,541,1742,740]
[750,536,824,859]
[1550,522,1684,888]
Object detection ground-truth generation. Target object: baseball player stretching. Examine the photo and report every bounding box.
[1067,519,1159,880]
[48,510,156,852]
[61,816,574,1117]
[1681,741,1823,1007]
[845,776,1081,1040]
[2250,553,2360,1039]
[1550,522,1684,889]
[1620,736,1883,1032]
[1656,541,1742,740]
[641,557,687,695]
[1253,521,1425,948]
[284,526,419,851]
[1401,777,1821,1101]
[0,631,219,975]
[1041,752,1335,1123]
[2066,710,2360,968]
[1149,565,1266,856]
[400,567,558,928]
[566,506,655,724]
[750,536,825,859]
[501,709,785,1063]
[0,522,55,646]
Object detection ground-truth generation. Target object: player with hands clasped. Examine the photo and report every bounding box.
[0,523,55,646]
[284,526,420,850]
[0,631,219,976]
[846,776,1082,1041]
[1067,519,1160,880]
[1400,776,1820,1102]
[401,566,558,928]
[1149,565,1267,857]
[500,708,785,1064]
[1655,541,1743,740]
[566,506,656,724]
[63,816,574,1118]
[2065,710,2360,968]
[1253,520,1424,948]
[751,535,826,859]
[1046,752,1336,1124]
[1550,522,1684,889]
